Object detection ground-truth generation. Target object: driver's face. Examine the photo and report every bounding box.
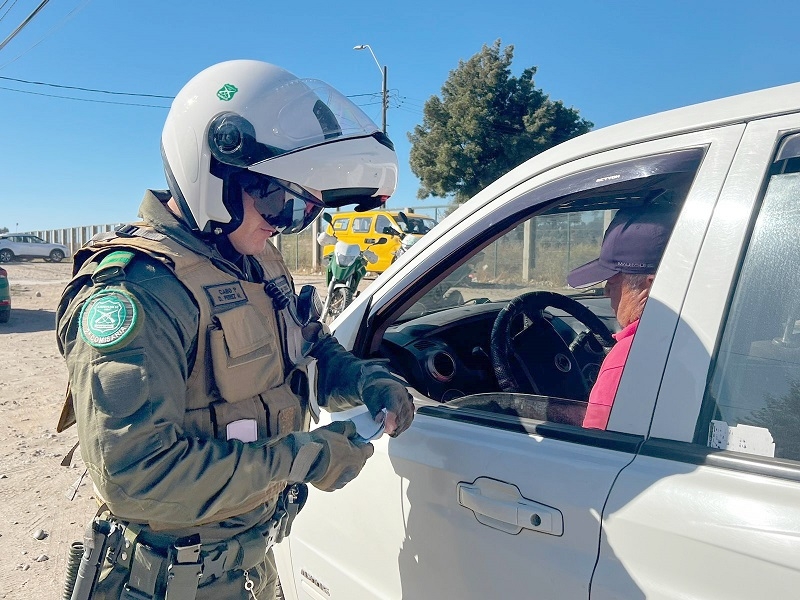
[605,273,654,328]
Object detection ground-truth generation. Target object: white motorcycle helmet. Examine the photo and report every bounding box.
[161,60,398,234]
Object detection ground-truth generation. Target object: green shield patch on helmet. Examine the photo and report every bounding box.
[217,83,238,101]
[79,290,143,351]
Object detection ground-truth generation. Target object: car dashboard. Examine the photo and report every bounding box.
[378,296,619,403]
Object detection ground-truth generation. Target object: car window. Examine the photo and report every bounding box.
[375,215,393,234]
[380,148,705,428]
[696,133,800,461]
[400,216,437,234]
[351,217,373,233]
[332,218,350,232]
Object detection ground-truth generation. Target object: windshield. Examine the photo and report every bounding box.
[399,216,437,235]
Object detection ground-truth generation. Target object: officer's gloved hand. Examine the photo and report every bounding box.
[306,421,374,492]
[360,369,415,437]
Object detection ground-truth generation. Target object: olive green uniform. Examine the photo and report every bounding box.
[57,191,371,599]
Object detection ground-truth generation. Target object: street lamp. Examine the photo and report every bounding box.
[353,44,388,134]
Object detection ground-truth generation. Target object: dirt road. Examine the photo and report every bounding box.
[0,261,92,599]
[0,260,338,599]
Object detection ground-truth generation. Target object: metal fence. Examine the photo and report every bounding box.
[25,224,125,256]
[24,204,453,271]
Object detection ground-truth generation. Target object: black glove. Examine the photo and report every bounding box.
[305,421,374,492]
[361,371,415,437]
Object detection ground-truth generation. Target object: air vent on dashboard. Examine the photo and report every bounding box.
[426,351,456,383]
[413,340,436,350]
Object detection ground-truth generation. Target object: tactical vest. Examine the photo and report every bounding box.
[60,225,311,526]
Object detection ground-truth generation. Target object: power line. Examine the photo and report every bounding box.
[0,0,94,69]
[0,68,397,113]
[0,74,173,98]
[0,85,170,108]
[0,0,53,53]
[0,0,22,24]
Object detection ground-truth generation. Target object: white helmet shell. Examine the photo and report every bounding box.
[161,60,398,233]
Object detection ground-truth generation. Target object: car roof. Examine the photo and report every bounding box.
[447,81,800,219]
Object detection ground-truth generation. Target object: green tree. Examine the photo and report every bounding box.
[409,40,593,203]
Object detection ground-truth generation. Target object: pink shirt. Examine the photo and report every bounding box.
[582,319,640,430]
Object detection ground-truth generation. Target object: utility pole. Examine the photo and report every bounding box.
[354,44,388,134]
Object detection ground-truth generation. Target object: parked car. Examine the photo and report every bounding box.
[0,266,9,323]
[0,234,70,263]
[275,81,800,599]
[321,209,437,273]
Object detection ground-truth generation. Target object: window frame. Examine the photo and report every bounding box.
[694,136,800,464]
[356,127,744,440]
[649,117,800,476]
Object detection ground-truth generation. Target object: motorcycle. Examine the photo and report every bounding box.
[318,213,387,321]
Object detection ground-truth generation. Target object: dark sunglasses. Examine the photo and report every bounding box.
[237,173,324,235]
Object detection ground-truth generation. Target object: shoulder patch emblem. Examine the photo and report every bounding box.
[79,290,143,351]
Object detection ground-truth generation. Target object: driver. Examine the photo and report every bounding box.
[567,207,677,430]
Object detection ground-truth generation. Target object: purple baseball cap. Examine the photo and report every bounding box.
[567,207,677,288]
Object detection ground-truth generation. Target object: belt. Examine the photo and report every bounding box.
[113,483,307,600]
[196,513,284,584]
[112,517,281,600]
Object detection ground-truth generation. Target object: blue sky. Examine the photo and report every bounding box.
[2,0,799,232]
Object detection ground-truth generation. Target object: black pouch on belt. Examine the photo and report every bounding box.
[277,483,308,542]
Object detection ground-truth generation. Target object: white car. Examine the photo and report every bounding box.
[0,233,70,263]
[276,81,800,599]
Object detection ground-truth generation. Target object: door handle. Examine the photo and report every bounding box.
[457,478,563,536]
[365,238,377,244]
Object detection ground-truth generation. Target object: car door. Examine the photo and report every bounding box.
[593,119,800,598]
[276,124,743,599]
[7,236,25,256]
[26,236,48,258]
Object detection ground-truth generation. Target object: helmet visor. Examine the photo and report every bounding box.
[208,79,380,169]
[240,173,323,235]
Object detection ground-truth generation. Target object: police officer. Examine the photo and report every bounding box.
[56,60,414,600]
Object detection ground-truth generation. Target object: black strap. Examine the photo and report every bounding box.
[165,535,202,600]
[121,543,164,600]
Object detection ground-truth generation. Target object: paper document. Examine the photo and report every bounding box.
[350,408,387,442]
[708,420,775,457]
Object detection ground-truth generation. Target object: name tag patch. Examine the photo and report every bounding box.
[205,281,248,310]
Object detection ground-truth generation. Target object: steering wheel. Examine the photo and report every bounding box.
[490,291,615,400]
